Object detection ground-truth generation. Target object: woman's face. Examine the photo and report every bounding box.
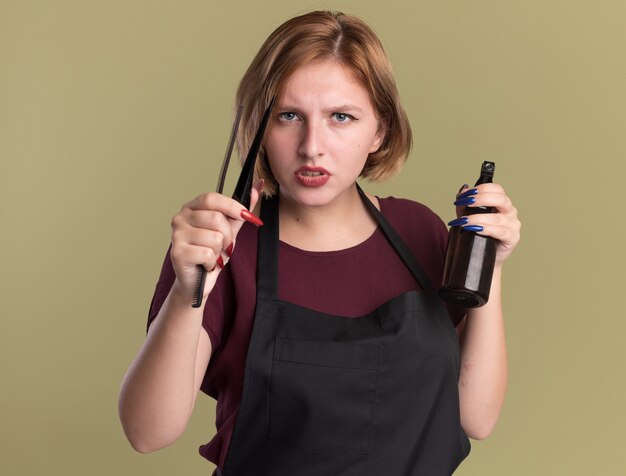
[264,59,384,208]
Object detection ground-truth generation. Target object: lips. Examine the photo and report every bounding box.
[294,166,331,187]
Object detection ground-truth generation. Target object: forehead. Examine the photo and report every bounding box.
[278,59,373,106]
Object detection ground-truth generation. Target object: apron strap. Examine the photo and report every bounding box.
[256,184,436,300]
[257,192,280,299]
[355,183,435,292]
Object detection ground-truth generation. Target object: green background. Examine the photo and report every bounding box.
[1,1,624,474]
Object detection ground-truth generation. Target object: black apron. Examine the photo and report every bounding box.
[219,186,470,476]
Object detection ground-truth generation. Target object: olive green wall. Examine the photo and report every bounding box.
[1,1,623,474]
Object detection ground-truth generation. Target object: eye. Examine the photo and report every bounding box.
[278,112,299,122]
[332,112,355,123]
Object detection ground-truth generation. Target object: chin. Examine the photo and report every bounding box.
[291,194,333,208]
[281,187,339,208]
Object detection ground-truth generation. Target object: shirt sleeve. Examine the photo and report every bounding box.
[145,245,229,351]
[146,245,176,333]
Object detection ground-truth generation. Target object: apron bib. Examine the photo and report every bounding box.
[219,186,470,475]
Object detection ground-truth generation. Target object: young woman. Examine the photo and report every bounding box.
[119,11,520,476]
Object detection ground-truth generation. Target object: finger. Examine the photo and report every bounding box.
[177,226,227,251]
[473,182,505,194]
[222,179,265,260]
[171,209,234,260]
[466,223,520,247]
[476,213,510,228]
[456,183,469,198]
[185,210,234,238]
[249,179,265,212]
[183,210,246,266]
[186,192,262,224]
[454,184,470,217]
[455,183,506,202]
[226,178,266,247]
[447,205,521,239]
[450,212,521,246]
[469,183,515,214]
[171,242,221,274]
[449,205,521,226]
[222,179,266,260]
[456,191,514,215]
[171,227,226,271]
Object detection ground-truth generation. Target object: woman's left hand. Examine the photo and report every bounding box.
[449,183,521,265]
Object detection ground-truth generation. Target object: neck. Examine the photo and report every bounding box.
[277,185,379,252]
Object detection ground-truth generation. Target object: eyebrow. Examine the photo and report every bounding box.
[277,103,366,114]
[324,104,364,113]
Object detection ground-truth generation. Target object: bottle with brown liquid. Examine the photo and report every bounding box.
[439,161,497,308]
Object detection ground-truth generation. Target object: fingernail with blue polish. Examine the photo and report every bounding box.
[462,225,484,232]
[458,183,469,193]
[457,188,478,199]
[448,217,469,227]
[454,196,476,206]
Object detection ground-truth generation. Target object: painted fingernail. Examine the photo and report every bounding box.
[226,243,234,257]
[240,209,264,226]
[448,217,469,227]
[457,188,478,199]
[458,183,469,193]
[216,255,225,269]
[462,225,484,232]
[454,197,476,206]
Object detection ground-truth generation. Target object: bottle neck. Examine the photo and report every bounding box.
[474,176,493,186]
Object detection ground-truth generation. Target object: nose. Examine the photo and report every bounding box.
[297,120,324,159]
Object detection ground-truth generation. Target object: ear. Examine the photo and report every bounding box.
[368,124,386,153]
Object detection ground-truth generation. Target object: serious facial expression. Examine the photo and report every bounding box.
[264,59,384,208]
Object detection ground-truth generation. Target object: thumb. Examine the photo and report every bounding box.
[249,179,265,211]
[223,179,265,266]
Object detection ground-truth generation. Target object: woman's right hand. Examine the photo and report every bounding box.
[168,180,264,303]
[119,184,264,453]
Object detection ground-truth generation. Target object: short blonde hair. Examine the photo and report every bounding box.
[235,10,412,195]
